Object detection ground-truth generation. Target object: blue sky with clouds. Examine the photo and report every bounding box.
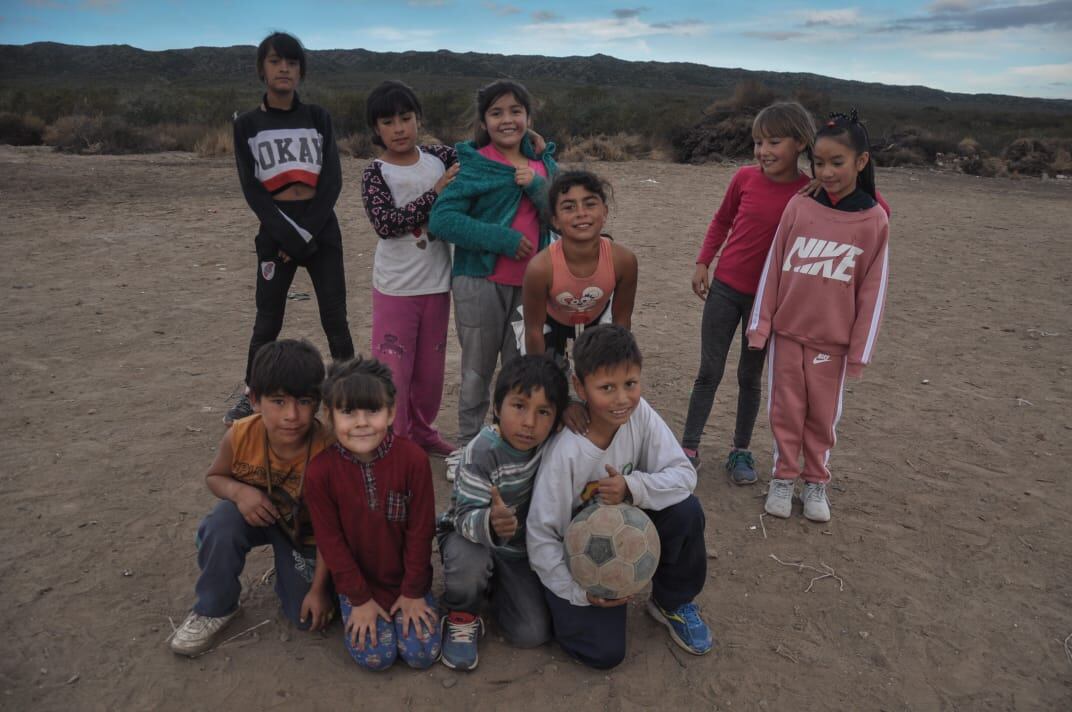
[2,0,1070,98]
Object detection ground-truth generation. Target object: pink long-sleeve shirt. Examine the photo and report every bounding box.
[746,194,890,377]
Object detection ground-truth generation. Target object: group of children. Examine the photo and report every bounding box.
[171,31,890,671]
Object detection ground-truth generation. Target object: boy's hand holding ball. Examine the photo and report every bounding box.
[489,486,518,540]
[597,464,629,505]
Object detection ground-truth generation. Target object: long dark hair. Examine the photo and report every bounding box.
[474,80,533,148]
[812,109,876,199]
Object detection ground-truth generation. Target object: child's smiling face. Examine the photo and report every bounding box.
[332,404,395,461]
[813,135,869,200]
[574,362,643,433]
[551,185,608,244]
[481,92,529,152]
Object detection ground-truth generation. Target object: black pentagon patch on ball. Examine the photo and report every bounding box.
[588,584,618,600]
[620,505,650,531]
[634,550,658,582]
[585,534,615,566]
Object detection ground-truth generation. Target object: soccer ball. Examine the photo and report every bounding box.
[564,503,661,600]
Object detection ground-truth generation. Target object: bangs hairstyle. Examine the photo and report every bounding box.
[572,325,642,383]
[248,339,324,401]
[752,101,815,148]
[493,355,571,431]
[813,108,877,200]
[257,32,307,80]
[366,80,423,147]
[322,356,397,413]
[475,79,533,147]
[545,170,612,221]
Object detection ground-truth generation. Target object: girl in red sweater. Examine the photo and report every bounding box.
[304,357,441,671]
[681,102,815,485]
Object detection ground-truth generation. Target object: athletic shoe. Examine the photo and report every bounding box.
[169,608,240,657]
[222,393,253,426]
[764,478,795,518]
[647,600,714,655]
[682,447,700,468]
[444,449,463,482]
[802,482,831,522]
[725,449,758,486]
[440,612,484,671]
[423,436,457,459]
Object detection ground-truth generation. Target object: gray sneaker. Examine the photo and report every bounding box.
[802,482,831,522]
[764,478,795,518]
[223,393,253,426]
[169,608,240,657]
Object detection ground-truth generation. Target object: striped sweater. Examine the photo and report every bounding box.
[441,425,548,558]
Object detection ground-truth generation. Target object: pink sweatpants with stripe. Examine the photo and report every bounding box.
[767,334,847,484]
[371,289,450,448]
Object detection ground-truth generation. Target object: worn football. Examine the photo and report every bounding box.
[564,502,661,600]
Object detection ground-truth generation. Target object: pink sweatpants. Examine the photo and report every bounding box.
[767,334,847,484]
[371,289,450,448]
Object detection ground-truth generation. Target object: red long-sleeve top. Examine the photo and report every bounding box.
[303,436,435,609]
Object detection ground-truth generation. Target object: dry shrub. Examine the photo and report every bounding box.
[44,114,153,153]
[0,112,46,145]
[959,155,1006,178]
[872,127,956,167]
[707,80,777,114]
[558,133,649,162]
[195,124,233,157]
[154,123,209,152]
[673,114,754,164]
[1004,138,1053,176]
[337,132,376,158]
[957,137,982,157]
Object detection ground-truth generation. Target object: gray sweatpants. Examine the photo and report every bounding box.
[452,275,522,444]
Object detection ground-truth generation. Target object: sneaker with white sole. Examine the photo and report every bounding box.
[802,482,831,522]
[444,449,463,482]
[222,393,253,426]
[440,612,484,670]
[764,478,795,518]
[169,608,240,657]
[647,599,714,655]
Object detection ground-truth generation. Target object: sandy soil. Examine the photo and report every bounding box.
[2,144,1070,711]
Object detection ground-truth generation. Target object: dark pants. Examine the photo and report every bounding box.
[682,278,766,451]
[193,500,318,628]
[439,531,551,648]
[544,495,707,669]
[245,209,354,384]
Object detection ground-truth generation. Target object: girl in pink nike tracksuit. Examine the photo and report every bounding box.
[747,110,890,523]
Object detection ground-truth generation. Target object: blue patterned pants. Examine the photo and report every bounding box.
[339,594,442,671]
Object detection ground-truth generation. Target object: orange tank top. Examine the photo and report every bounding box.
[546,237,617,326]
[230,414,333,547]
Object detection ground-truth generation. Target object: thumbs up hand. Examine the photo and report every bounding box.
[597,464,629,505]
[489,486,518,540]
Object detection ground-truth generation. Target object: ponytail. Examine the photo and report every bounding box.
[813,108,877,200]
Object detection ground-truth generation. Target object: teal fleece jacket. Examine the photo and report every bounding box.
[429,136,557,278]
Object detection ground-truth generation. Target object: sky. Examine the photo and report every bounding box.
[1,0,1070,99]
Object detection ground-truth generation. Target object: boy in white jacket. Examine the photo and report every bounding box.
[526,325,713,668]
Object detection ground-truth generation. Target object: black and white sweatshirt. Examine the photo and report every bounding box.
[233,94,342,261]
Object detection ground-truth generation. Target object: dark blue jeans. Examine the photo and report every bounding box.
[544,495,707,669]
[193,500,318,627]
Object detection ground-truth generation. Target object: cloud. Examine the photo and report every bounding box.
[407,0,448,6]
[520,15,709,41]
[365,26,441,42]
[484,2,521,15]
[612,7,648,19]
[1007,62,1072,81]
[531,10,559,23]
[887,0,1072,32]
[742,30,808,41]
[800,8,861,27]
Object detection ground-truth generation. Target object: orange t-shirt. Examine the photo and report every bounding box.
[230,414,333,547]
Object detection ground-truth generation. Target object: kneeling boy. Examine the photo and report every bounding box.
[438,355,570,670]
[527,325,713,669]
[170,340,334,656]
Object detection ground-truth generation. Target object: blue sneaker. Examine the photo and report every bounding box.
[440,612,483,671]
[725,449,758,485]
[647,600,714,655]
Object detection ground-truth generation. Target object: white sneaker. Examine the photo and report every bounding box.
[444,449,463,482]
[169,608,239,657]
[764,478,795,518]
[802,482,831,522]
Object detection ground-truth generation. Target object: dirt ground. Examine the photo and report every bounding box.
[2,144,1070,711]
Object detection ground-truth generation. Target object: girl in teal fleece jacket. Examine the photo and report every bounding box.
[428,80,558,467]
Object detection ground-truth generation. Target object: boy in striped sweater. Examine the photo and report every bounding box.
[437,356,569,671]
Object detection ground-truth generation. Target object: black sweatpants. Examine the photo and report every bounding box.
[244,207,354,384]
[681,278,766,452]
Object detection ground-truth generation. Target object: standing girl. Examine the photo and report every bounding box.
[747,110,890,523]
[521,170,638,362]
[227,32,354,424]
[303,357,441,671]
[429,80,557,466]
[361,80,460,457]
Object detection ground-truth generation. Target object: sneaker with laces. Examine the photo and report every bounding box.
[764,478,795,518]
[647,599,713,655]
[725,449,758,486]
[444,449,463,482]
[682,447,700,468]
[169,608,240,657]
[802,482,831,522]
[222,393,253,426]
[440,612,484,670]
